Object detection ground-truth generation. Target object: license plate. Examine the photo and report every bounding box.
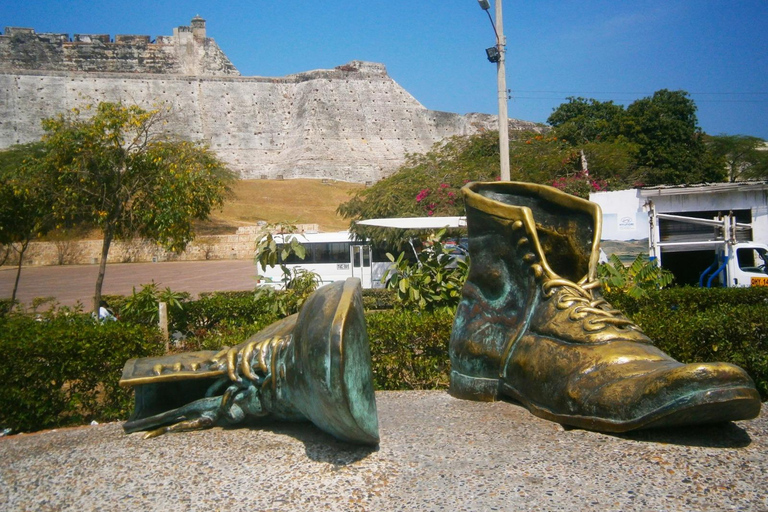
[751,277,768,287]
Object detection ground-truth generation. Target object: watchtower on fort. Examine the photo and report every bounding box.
[0,16,238,75]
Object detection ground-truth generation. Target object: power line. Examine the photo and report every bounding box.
[511,95,767,104]
[512,90,767,96]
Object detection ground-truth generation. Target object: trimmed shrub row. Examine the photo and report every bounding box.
[1,286,765,434]
[367,309,453,390]
[0,314,164,433]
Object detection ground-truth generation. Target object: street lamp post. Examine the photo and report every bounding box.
[478,0,510,181]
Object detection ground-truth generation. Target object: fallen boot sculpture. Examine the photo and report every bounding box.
[120,278,379,445]
[450,181,761,432]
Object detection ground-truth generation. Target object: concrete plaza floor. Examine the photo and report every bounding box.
[2,391,766,511]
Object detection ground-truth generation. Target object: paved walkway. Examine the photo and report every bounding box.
[1,391,766,511]
[1,260,258,308]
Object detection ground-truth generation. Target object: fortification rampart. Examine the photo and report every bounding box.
[0,18,544,183]
[0,16,238,76]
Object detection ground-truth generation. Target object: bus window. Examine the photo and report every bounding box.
[316,242,352,264]
[280,247,305,264]
[279,242,353,264]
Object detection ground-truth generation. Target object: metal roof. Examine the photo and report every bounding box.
[638,181,768,197]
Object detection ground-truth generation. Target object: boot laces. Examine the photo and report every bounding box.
[542,278,638,332]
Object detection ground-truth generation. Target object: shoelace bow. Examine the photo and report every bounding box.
[542,278,638,332]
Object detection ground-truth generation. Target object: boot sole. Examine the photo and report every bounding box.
[449,370,501,402]
[450,370,762,432]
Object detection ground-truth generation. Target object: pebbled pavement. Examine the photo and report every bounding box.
[1,391,766,511]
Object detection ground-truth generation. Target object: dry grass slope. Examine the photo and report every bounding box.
[197,179,365,234]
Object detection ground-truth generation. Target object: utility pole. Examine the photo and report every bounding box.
[478,0,510,181]
[495,0,510,181]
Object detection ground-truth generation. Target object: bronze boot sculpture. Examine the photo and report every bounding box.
[449,181,761,432]
[120,278,379,445]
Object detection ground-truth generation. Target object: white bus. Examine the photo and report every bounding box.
[256,231,385,289]
[256,217,466,289]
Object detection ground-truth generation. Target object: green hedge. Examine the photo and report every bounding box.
[2,286,765,435]
[0,314,164,433]
[362,288,397,311]
[367,309,453,390]
[607,285,768,316]
[173,291,281,334]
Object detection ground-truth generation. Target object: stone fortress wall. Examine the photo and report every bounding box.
[0,15,239,76]
[0,17,543,184]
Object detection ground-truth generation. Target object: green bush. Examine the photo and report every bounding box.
[173,290,280,335]
[598,253,674,298]
[366,309,453,390]
[0,298,16,316]
[361,288,397,311]
[118,282,189,326]
[607,285,768,316]
[383,237,468,312]
[0,313,164,434]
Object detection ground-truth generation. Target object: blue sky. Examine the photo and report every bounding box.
[2,1,766,138]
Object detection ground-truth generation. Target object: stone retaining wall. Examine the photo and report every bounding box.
[2,224,319,267]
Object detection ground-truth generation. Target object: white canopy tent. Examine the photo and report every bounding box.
[355,216,466,229]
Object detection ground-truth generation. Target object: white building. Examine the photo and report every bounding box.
[591,182,768,284]
[590,181,768,243]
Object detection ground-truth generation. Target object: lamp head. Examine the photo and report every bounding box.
[485,46,501,63]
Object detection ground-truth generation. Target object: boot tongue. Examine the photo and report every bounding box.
[515,193,594,282]
[535,221,592,283]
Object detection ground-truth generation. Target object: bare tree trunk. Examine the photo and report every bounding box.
[0,245,10,267]
[93,228,114,313]
[11,240,30,306]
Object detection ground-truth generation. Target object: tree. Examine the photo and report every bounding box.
[621,89,724,185]
[708,134,768,182]
[547,97,625,144]
[39,102,236,311]
[549,90,725,186]
[338,132,500,246]
[338,130,624,243]
[0,143,55,305]
[509,133,580,184]
[578,139,640,188]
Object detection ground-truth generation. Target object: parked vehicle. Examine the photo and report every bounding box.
[256,231,383,289]
[647,202,768,288]
[257,217,467,289]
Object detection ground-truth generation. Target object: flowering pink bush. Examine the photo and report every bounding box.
[551,171,607,198]
[415,183,459,216]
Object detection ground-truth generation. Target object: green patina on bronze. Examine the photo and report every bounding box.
[120,278,379,445]
[449,181,761,432]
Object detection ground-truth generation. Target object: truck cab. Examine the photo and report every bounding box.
[700,242,768,288]
[647,202,768,288]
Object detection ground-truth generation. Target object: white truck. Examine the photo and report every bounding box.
[647,201,768,288]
